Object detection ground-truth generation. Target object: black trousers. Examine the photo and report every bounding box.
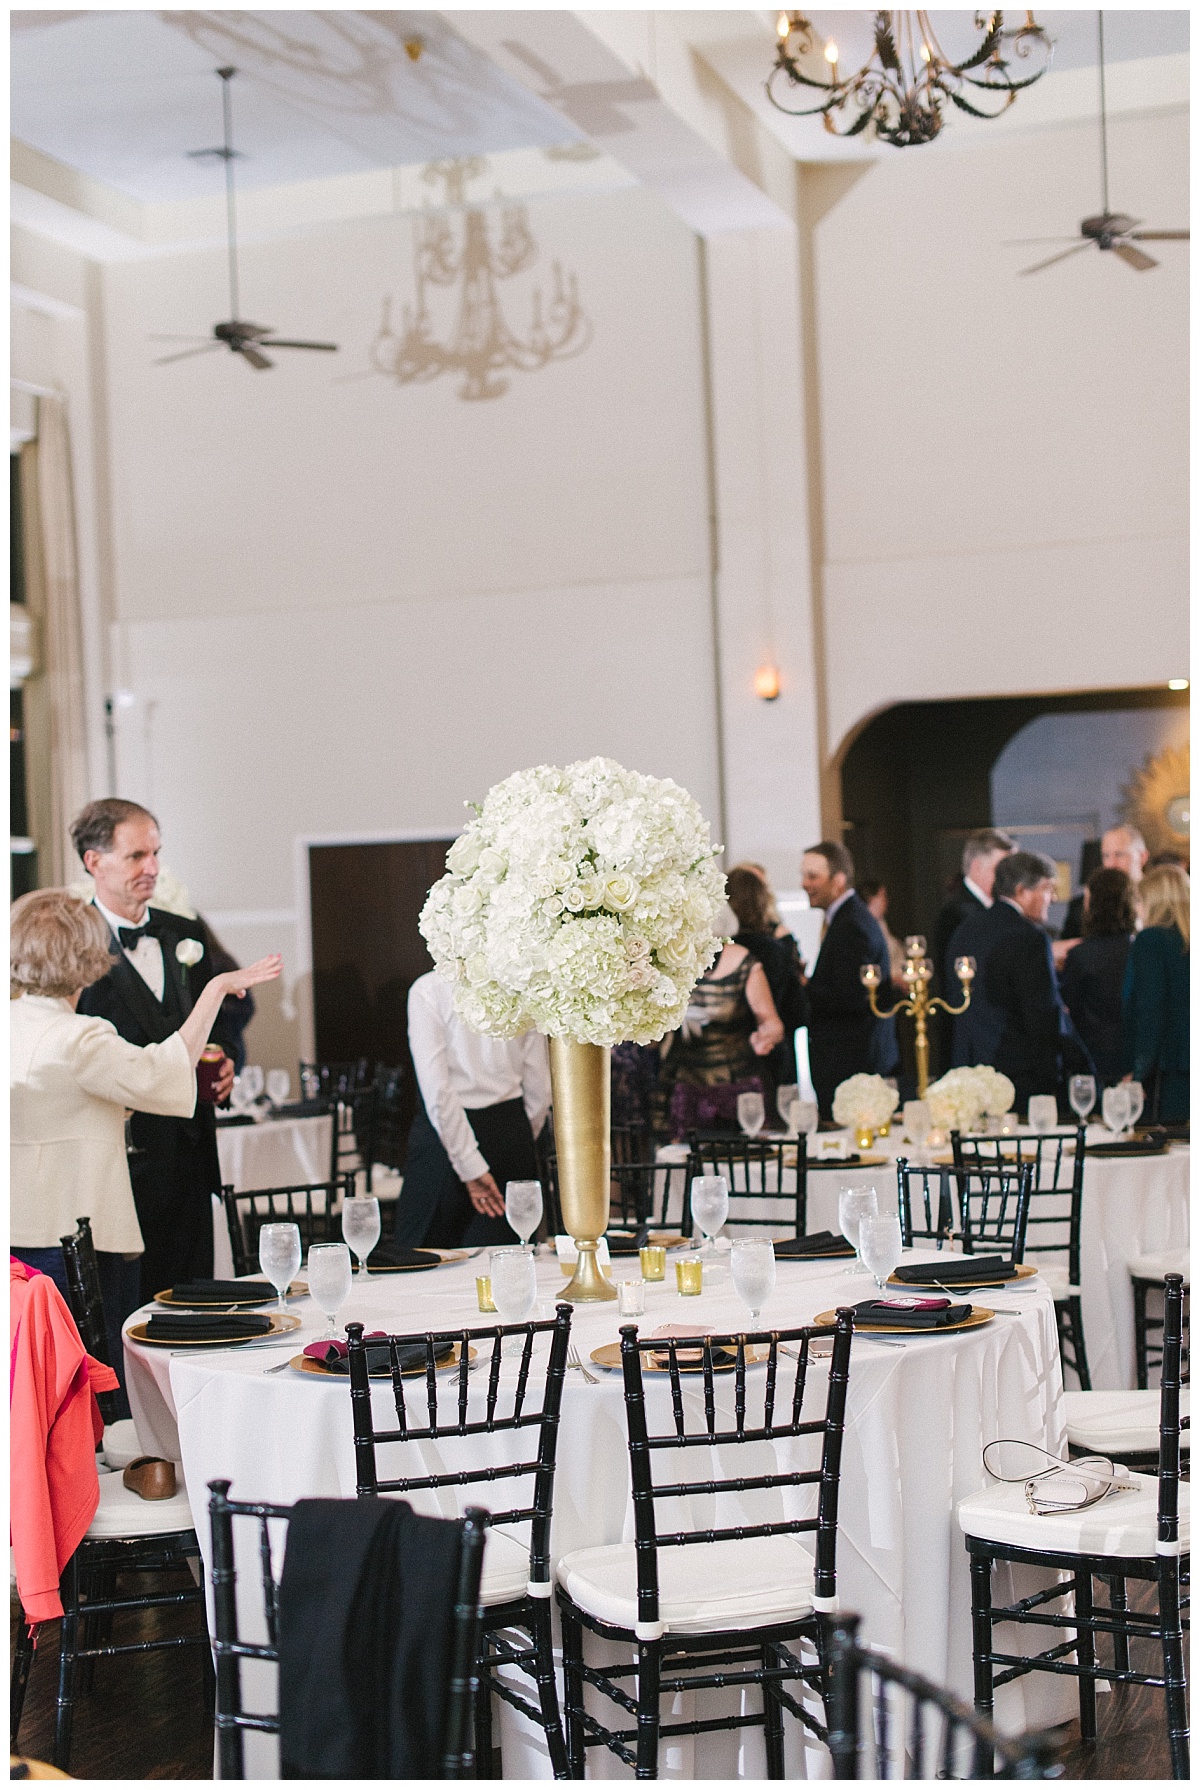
[393,1097,538,1249]
[129,1136,217,1302]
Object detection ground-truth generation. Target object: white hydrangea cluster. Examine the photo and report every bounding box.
[926,1066,1016,1133]
[832,1073,900,1131]
[419,757,726,1046]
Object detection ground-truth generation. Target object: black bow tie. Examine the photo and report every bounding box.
[118,921,155,950]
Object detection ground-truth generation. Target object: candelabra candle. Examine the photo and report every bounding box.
[860,952,974,1099]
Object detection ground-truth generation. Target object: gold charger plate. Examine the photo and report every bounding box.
[367,1249,473,1274]
[887,1263,1037,1291]
[589,1341,773,1374]
[129,1312,302,1349]
[814,1305,994,1336]
[807,1152,890,1169]
[153,1280,307,1308]
[289,1342,476,1380]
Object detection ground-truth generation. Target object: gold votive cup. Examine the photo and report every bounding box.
[877,1119,890,1138]
[475,1275,496,1313]
[640,1245,667,1281]
[675,1257,703,1297]
[854,1125,874,1152]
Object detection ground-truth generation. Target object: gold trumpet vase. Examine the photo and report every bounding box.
[548,1036,617,1303]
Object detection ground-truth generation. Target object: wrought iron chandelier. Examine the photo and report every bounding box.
[768,11,1053,147]
[369,158,590,401]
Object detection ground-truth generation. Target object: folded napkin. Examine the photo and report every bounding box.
[270,1099,330,1119]
[168,1279,276,1304]
[852,1299,972,1330]
[364,1247,442,1270]
[892,1255,1013,1286]
[775,1232,855,1260]
[648,1323,736,1367]
[144,1311,275,1340]
[303,1333,454,1375]
[606,1228,650,1257]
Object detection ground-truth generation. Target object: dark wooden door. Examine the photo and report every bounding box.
[309,838,453,1155]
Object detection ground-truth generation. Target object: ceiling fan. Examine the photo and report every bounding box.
[153,67,338,370]
[1013,13,1188,277]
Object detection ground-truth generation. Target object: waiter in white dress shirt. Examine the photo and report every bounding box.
[396,970,551,1250]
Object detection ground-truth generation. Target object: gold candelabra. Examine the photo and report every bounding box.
[860,937,975,1098]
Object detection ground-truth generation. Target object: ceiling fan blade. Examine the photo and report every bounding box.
[1003,237,1080,246]
[1128,229,1189,241]
[149,333,213,343]
[1111,242,1158,271]
[155,342,224,365]
[259,339,339,352]
[1019,243,1092,277]
[236,344,274,370]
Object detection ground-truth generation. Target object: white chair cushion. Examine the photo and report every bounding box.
[85,1470,196,1540]
[958,1471,1188,1559]
[556,1535,815,1636]
[1064,1389,1190,1455]
[101,1419,143,1471]
[1037,1264,1081,1298]
[480,1526,536,1608]
[1128,1251,1190,1284]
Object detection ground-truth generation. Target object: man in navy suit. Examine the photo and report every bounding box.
[949,849,1091,1113]
[801,841,898,1118]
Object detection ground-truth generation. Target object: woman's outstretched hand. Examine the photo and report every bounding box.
[215,954,283,1000]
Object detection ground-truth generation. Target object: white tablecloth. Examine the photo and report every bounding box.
[124,1249,1071,1776]
[212,1114,334,1276]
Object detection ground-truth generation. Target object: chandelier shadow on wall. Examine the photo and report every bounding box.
[369,158,591,401]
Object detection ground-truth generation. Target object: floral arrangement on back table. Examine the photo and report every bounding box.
[419,757,727,1046]
[832,1073,899,1133]
[926,1066,1015,1133]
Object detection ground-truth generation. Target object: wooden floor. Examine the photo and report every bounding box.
[10,1580,1184,1780]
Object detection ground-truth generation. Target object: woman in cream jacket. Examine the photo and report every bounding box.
[11,889,280,1371]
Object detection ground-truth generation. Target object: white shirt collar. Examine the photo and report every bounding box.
[93,895,152,940]
[963,876,992,908]
[824,887,854,926]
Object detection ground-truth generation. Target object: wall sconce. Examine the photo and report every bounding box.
[404,37,423,62]
[753,662,781,701]
[1168,678,1189,691]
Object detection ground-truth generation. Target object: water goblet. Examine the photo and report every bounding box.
[1069,1075,1096,1124]
[794,1100,819,1140]
[689,1175,729,1262]
[505,1179,544,1248]
[266,1068,291,1107]
[859,1212,903,1292]
[903,1100,932,1163]
[307,1242,353,1340]
[776,1084,800,1135]
[228,1074,249,1113]
[342,1195,381,1277]
[838,1184,879,1275]
[258,1221,301,1313]
[737,1092,765,1138]
[1101,1084,1131,1137]
[1027,1095,1059,1134]
[242,1064,265,1104]
[489,1247,538,1351]
[1126,1081,1145,1130]
[731,1238,776,1327]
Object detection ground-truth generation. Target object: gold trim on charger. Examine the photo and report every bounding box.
[288,1341,476,1379]
[153,1280,307,1308]
[129,1312,302,1348]
[814,1306,994,1335]
[887,1263,1036,1290]
[588,1341,773,1373]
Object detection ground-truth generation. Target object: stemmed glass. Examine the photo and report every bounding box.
[266,1068,291,1107]
[505,1180,544,1249]
[490,1248,538,1354]
[1126,1081,1145,1131]
[838,1185,878,1275]
[307,1242,353,1340]
[859,1212,904,1292]
[241,1064,265,1105]
[903,1100,932,1164]
[1069,1075,1096,1125]
[731,1238,776,1327]
[1028,1095,1059,1134]
[689,1175,729,1263]
[794,1100,819,1141]
[1102,1084,1132,1137]
[737,1092,765,1138]
[776,1085,800,1135]
[258,1221,302,1313]
[342,1195,381,1278]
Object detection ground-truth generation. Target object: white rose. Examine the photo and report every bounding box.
[657,933,691,971]
[446,832,483,876]
[561,883,587,912]
[175,938,204,967]
[603,873,638,912]
[477,847,508,880]
[578,875,606,910]
[452,883,482,916]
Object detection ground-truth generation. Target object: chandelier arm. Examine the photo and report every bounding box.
[944,85,1018,120]
[864,988,912,1024]
[952,13,1006,73]
[928,993,972,1018]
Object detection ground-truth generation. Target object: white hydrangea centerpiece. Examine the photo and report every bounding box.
[419,757,726,1046]
[926,1066,1015,1133]
[832,1073,899,1132]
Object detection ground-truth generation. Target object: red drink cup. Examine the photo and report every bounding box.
[197,1046,228,1103]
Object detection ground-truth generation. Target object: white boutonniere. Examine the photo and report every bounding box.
[176,938,204,967]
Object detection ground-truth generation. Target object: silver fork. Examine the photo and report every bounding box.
[567,1346,599,1384]
[927,1279,1021,1316]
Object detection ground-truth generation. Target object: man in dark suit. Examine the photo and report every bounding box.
[948,849,1090,1114]
[933,829,1015,993]
[800,840,898,1118]
[72,798,241,1299]
[1057,824,1148,948]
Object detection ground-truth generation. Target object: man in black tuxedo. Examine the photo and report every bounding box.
[800,841,898,1119]
[72,798,240,1299]
[1057,824,1147,949]
[933,829,1015,993]
[948,849,1090,1113]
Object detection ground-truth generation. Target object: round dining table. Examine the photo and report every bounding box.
[124,1246,1073,1777]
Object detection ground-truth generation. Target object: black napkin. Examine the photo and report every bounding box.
[606,1227,651,1257]
[365,1246,442,1270]
[852,1299,972,1330]
[215,1112,255,1127]
[892,1255,1013,1285]
[271,1099,330,1120]
[307,1338,455,1376]
[144,1311,275,1340]
[650,1345,738,1369]
[775,1232,856,1259]
[168,1279,276,1304]
[1087,1139,1168,1158]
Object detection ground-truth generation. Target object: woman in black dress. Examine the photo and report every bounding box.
[725,864,807,1109]
[1058,866,1136,1086]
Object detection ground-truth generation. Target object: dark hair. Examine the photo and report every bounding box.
[1081,867,1137,938]
[70,799,158,864]
[804,839,854,883]
[726,866,776,934]
[858,878,886,904]
[962,829,1016,875]
[993,850,1056,900]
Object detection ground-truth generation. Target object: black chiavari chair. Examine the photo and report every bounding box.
[960,1273,1190,1780]
[607,1160,690,1233]
[825,1612,1060,1779]
[221,1177,351,1279]
[346,1306,573,1778]
[684,1134,809,1239]
[556,1310,855,1778]
[371,1062,407,1171]
[59,1216,138,1466]
[612,1122,655,1164]
[1130,1252,1191,1389]
[894,1159,1031,1262]
[207,1479,486,1779]
[953,1127,1090,1388]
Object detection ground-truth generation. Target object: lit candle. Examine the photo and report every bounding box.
[859,962,882,989]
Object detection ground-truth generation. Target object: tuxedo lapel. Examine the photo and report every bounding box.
[105,947,176,1044]
[158,925,193,1024]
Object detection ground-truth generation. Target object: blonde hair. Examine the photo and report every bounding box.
[1139,863,1190,952]
[10,890,114,997]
